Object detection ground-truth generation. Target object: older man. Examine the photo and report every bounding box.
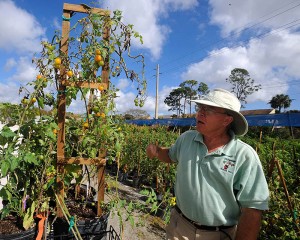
[146,88,269,240]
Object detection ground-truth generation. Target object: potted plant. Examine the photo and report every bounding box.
[0,3,146,239]
[0,107,58,239]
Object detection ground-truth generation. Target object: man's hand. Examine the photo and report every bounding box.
[146,144,158,159]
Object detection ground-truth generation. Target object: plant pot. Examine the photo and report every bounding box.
[0,216,37,240]
[49,210,110,239]
[0,226,36,240]
[132,177,140,188]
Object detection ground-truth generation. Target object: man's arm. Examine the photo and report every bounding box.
[235,208,262,240]
[146,144,172,163]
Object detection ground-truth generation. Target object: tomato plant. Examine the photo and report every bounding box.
[0,6,146,232]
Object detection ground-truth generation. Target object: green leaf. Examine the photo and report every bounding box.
[0,126,17,138]
[24,153,38,165]
[38,139,45,146]
[1,161,10,176]
[23,201,36,230]
[0,187,11,201]
[0,206,10,219]
[37,97,44,109]
[43,178,55,190]
[128,215,135,227]
[10,156,19,171]
[128,201,133,212]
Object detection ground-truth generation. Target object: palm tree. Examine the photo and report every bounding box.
[268,94,293,113]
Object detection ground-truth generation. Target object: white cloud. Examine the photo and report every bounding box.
[209,0,300,37]
[114,90,136,113]
[8,57,36,84]
[0,0,45,54]
[101,0,198,59]
[4,58,17,71]
[2,57,42,104]
[52,17,61,31]
[0,82,22,103]
[112,84,174,117]
[141,85,176,117]
[116,78,131,91]
[181,30,300,104]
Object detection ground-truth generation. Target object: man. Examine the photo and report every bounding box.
[146,88,269,240]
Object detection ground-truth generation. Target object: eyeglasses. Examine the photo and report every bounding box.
[197,105,228,115]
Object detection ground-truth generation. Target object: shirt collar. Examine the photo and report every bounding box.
[193,130,237,156]
[221,130,237,157]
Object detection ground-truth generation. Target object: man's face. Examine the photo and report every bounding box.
[196,104,232,135]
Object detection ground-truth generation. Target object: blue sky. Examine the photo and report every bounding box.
[1,0,300,117]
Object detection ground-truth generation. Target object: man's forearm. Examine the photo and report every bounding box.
[235,208,262,240]
[146,144,172,163]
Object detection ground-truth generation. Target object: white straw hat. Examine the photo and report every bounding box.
[190,88,248,136]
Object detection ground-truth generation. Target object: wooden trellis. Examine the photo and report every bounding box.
[56,3,110,218]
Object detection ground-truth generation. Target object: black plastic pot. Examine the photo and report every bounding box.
[0,226,36,240]
[49,211,110,240]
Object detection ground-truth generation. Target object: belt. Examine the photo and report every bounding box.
[174,205,234,231]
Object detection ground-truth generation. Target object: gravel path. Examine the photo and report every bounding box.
[81,167,166,239]
[106,180,166,240]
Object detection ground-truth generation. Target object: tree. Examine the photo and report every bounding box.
[197,82,209,98]
[179,80,198,115]
[164,88,185,116]
[226,68,261,108]
[268,94,293,113]
[124,109,150,119]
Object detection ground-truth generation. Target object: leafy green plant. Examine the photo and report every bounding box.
[0,116,58,230]
[0,5,146,233]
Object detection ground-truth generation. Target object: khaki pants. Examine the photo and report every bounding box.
[166,208,237,240]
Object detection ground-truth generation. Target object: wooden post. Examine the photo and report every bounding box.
[97,165,105,216]
[274,159,294,216]
[56,7,70,218]
[267,142,276,178]
[102,25,110,86]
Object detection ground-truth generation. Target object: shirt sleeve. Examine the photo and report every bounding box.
[168,130,191,163]
[233,147,270,210]
[168,137,180,163]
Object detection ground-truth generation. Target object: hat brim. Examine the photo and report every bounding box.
[191,99,248,136]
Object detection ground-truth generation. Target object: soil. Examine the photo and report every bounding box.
[66,185,98,221]
[0,216,24,234]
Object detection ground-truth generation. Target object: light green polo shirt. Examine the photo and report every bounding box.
[168,130,269,226]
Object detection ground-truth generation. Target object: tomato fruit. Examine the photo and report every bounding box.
[94,55,102,62]
[98,85,104,91]
[54,57,61,65]
[95,49,101,55]
[67,70,73,77]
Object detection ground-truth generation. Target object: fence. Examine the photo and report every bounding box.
[126,113,300,127]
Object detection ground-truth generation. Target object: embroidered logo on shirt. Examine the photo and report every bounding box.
[220,158,236,173]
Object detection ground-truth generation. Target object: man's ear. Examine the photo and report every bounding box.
[223,115,233,127]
